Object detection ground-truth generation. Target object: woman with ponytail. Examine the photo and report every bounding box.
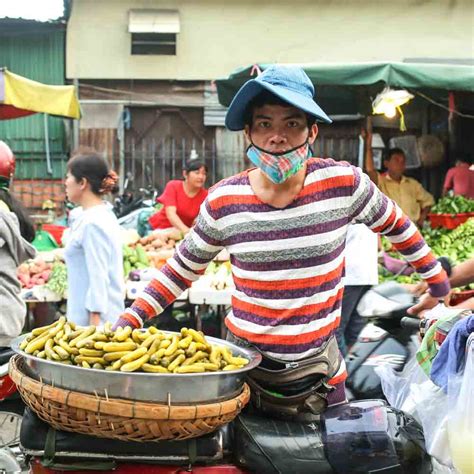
[64,150,124,326]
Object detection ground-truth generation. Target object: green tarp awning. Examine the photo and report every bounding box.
[216,61,474,108]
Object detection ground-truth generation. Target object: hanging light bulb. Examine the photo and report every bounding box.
[381,103,396,118]
[372,87,414,130]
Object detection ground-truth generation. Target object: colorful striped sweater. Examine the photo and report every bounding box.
[125,158,449,366]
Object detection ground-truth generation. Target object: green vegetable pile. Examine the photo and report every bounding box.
[431,195,474,214]
[422,218,474,264]
[45,261,68,298]
[379,218,474,285]
[123,243,150,277]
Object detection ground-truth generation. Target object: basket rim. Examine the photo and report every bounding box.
[10,355,250,421]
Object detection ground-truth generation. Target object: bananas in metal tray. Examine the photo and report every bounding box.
[19,318,249,373]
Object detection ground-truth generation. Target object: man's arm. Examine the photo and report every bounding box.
[442,168,454,196]
[361,118,378,185]
[417,206,431,228]
[415,181,435,227]
[449,257,474,289]
[349,167,450,315]
[113,200,224,329]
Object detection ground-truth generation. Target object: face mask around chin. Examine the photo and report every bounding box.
[246,141,311,184]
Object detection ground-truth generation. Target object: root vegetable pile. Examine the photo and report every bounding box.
[17,258,53,288]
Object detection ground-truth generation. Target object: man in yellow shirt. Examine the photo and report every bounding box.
[377,148,434,227]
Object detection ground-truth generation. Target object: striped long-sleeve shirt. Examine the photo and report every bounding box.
[126,158,449,365]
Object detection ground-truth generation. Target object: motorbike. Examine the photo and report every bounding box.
[0,347,26,472]
[19,398,430,474]
[345,275,471,401]
[344,281,420,400]
[1,281,441,473]
[113,171,159,231]
[0,327,433,473]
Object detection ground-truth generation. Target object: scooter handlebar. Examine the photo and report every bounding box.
[400,317,421,330]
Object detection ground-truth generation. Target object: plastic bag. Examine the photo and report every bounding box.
[375,358,455,470]
[447,334,474,474]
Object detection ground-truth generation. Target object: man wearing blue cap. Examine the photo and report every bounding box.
[114,65,450,417]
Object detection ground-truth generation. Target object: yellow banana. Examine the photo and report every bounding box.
[141,363,169,373]
[103,351,130,362]
[164,335,179,356]
[167,354,186,372]
[103,341,137,352]
[79,348,104,357]
[120,347,148,364]
[69,326,96,347]
[120,354,150,372]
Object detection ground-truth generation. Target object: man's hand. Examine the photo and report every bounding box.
[407,292,450,317]
[410,281,428,297]
[111,313,141,331]
[417,207,431,228]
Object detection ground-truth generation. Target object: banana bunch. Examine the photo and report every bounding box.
[19,318,249,373]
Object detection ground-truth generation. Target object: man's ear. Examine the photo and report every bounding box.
[243,125,251,144]
[308,124,318,145]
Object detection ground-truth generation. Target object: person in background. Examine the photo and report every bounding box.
[64,150,124,327]
[377,148,434,227]
[442,156,474,199]
[113,66,450,414]
[0,142,35,242]
[149,159,208,235]
[0,141,36,348]
[337,224,378,356]
[336,124,379,356]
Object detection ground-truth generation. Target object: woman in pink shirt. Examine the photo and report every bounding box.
[443,157,474,199]
[149,160,208,234]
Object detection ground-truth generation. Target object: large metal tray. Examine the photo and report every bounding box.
[11,333,261,404]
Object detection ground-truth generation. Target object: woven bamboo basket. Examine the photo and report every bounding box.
[10,355,250,442]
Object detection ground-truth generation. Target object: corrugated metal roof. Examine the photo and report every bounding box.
[0,28,67,179]
[204,82,227,127]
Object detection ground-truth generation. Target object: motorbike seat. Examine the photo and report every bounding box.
[0,348,15,365]
[20,408,231,463]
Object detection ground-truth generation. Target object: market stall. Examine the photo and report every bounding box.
[20,225,234,334]
[122,229,233,335]
[379,194,474,305]
[215,61,474,109]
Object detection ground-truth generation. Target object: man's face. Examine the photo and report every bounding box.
[244,104,318,153]
[385,153,406,177]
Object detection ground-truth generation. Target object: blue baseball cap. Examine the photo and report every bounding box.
[225,65,332,131]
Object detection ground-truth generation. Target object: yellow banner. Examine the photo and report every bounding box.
[3,69,81,119]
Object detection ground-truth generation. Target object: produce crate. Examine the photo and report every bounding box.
[428,213,474,230]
